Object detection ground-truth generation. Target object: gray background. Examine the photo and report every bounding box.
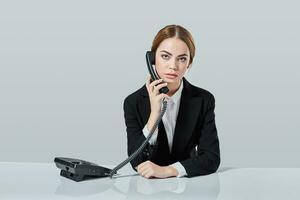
[0,0,299,168]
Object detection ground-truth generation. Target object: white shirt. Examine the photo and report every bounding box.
[142,80,187,177]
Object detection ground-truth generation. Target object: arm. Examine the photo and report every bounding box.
[180,94,221,177]
[123,97,158,170]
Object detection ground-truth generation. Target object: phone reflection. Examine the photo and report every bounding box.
[55,173,220,200]
[55,176,115,197]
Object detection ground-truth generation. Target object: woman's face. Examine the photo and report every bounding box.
[155,37,191,84]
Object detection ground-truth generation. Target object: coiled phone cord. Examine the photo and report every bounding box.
[109,99,168,178]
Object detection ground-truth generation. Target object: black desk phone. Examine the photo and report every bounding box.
[54,51,169,181]
[54,157,112,182]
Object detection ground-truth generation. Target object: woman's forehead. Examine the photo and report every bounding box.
[157,38,190,55]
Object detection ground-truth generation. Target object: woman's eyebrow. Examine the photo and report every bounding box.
[160,50,187,57]
[160,50,172,55]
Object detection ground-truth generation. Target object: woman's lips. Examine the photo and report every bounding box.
[164,73,178,79]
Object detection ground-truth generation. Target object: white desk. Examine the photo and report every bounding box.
[1,162,300,200]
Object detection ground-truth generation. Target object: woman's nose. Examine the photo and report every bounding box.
[168,60,178,70]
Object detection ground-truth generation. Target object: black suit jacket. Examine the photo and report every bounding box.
[123,77,220,177]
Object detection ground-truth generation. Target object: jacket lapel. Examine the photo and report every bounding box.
[172,78,202,155]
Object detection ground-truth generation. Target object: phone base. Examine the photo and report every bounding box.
[54,157,112,182]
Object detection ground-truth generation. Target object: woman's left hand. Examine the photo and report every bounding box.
[136,160,178,179]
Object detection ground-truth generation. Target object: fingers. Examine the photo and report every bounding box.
[146,75,151,92]
[149,79,164,89]
[146,75,160,93]
[145,75,169,115]
[158,93,170,101]
[153,82,168,94]
[142,169,154,179]
[146,76,167,94]
[136,160,148,172]
[137,161,154,178]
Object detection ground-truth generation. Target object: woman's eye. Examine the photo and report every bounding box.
[179,57,187,62]
[161,54,170,60]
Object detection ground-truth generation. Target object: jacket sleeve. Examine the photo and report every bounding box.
[123,96,158,170]
[180,94,221,177]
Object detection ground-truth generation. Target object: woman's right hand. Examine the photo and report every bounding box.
[146,75,169,118]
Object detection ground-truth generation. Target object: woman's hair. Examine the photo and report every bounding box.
[151,24,196,65]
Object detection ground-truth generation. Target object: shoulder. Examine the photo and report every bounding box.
[192,84,214,98]
[123,84,146,107]
[183,78,215,102]
[184,79,216,114]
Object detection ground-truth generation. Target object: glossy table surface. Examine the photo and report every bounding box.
[1,162,300,200]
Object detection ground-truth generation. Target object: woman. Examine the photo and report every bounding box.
[124,25,220,178]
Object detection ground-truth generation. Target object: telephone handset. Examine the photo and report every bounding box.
[146,51,169,94]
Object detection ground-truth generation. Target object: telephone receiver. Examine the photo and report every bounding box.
[146,51,169,94]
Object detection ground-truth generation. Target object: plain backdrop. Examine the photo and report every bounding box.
[0,0,299,168]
